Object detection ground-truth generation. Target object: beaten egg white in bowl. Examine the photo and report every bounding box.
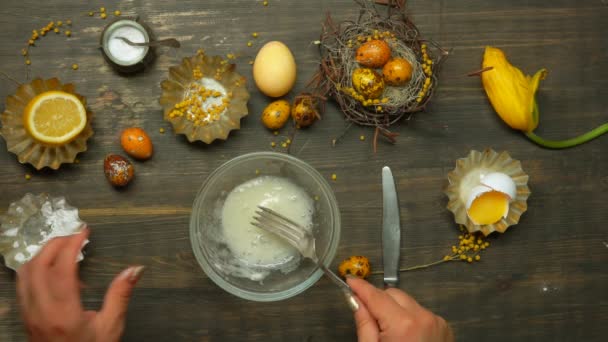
[190,152,341,301]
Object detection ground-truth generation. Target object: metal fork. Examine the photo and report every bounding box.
[252,206,359,311]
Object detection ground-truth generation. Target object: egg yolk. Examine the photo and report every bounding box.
[467,191,509,225]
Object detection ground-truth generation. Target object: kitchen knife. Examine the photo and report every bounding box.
[382,166,401,288]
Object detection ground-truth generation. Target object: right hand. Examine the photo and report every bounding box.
[347,277,454,342]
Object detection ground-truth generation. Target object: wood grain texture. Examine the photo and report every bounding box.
[0,0,607,341]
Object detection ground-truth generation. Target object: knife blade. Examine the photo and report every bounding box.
[382,166,401,288]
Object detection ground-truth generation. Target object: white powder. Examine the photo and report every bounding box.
[12,199,85,265]
[40,201,83,236]
[14,253,26,263]
[3,228,18,237]
[25,245,40,255]
[107,26,147,64]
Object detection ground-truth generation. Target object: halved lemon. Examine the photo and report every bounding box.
[24,91,87,145]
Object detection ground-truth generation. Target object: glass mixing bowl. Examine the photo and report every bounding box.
[190,152,341,301]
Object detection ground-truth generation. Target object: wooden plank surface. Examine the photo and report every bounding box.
[0,0,607,341]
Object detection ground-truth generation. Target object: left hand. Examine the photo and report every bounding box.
[16,228,144,342]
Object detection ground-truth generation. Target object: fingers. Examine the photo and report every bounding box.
[352,297,379,342]
[16,264,32,319]
[55,228,89,275]
[98,266,144,327]
[385,287,420,311]
[29,237,72,304]
[33,235,70,267]
[347,277,405,327]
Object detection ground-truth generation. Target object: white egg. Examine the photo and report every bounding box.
[253,41,297,98]
[480,172,516,200]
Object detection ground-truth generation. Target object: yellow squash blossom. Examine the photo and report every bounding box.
[481,46,607,149]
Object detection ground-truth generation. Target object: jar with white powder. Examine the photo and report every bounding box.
[100,18,155,73]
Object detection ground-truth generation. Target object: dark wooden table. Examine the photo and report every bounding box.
[1,0,607,341]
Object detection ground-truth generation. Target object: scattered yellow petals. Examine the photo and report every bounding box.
[159,128,165,134]
[25,174,31,180]
[72,63,79,70]
[331,174,337,181]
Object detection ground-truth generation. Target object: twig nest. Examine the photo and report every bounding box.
[445,149,530,236]
[311,1,447,130]
[0,78,94,170]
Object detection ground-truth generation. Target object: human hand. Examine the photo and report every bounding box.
[347,277,453,342]
[16,228,144,342]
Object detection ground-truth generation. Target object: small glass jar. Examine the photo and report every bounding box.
[100,18,155,74]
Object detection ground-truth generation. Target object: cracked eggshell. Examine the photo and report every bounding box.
[465,185,495,209]
[445,149,531,236]
[480,172,516,199]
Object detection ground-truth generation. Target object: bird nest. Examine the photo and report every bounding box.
[308,0,448,147]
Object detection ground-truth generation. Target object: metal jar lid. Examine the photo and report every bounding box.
[100,18,155,74]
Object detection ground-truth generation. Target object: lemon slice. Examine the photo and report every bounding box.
[24,91,87,145]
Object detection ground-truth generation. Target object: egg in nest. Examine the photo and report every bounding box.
[352,68,385,99]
